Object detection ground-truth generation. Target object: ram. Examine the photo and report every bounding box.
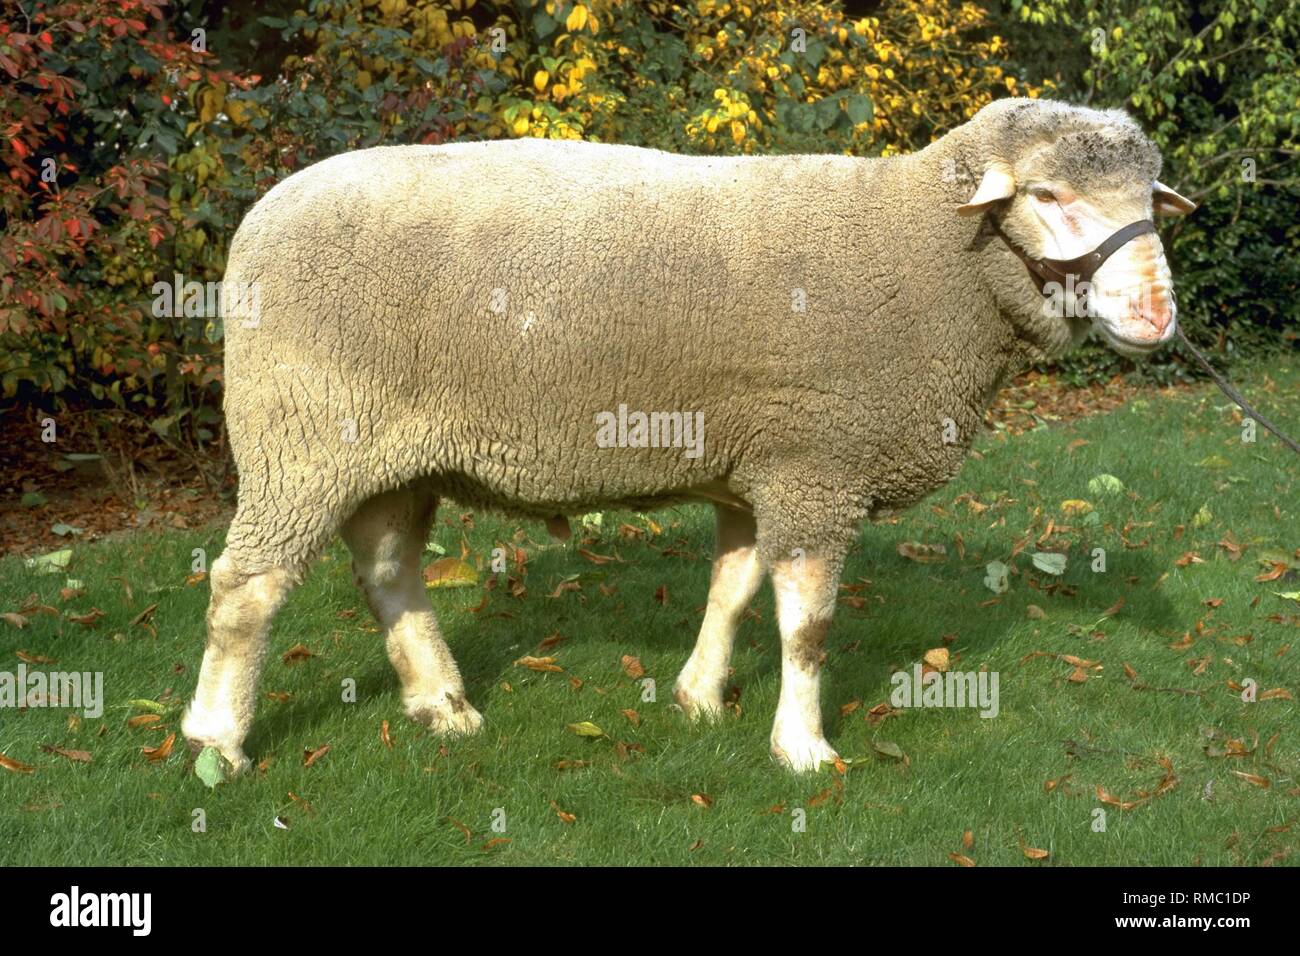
[183,97,1193,773]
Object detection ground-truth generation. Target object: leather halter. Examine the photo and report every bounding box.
[989,216,1157,296]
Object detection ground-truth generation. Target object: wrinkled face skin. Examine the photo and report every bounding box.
[960,111,1195,359]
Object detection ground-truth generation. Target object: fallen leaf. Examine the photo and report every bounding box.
[423,557,478,589]
[983,560,1010,594]
[303,744,330,768]
[923,647,950,672]
[515,655,563,673]
[39,745,92,763]
[691,793,713,808]
[282,643,313,665]
[898,541,946,563]
[948,852,976,867]
[620,708,640,727]
[566,721,606,738]
[16,649,56,664]
[380,720,394,749]
[1230,770,1270,789]
[194,746,225,788]
[0,753,36,773]
[142,733,176,763]
[620,655,645,679]
[1031,552,1067,576]
[1022,846,1050,861]
[449,817,472,843]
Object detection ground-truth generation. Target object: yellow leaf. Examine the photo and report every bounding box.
[533,69,549,92]
[923,647,950,672]
[566,721,605,738]
[566,4,588,31]
[424,557,478,589]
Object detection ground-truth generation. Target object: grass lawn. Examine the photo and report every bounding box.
[2,360,1297,866]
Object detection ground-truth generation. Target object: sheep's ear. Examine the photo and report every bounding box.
[1153,181,1196,216]
[957,162,1016,216]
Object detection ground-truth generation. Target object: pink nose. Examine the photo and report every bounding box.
[1138,303,1172,335]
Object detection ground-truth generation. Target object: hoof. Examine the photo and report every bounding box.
[770,730,838,773]
[406,691,484,737]
[182,706,252,775]
[673,679,725,723]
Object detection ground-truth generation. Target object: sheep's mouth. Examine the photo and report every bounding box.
[1093,319,1177,359]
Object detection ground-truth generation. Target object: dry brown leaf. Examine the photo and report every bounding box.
[621,655,645,679]
[303,744,330,768]
[897,541,946,563]
[282,643,313,665]
[40,746,91,763]
[962,830,974,850]
[142,733,176,763]
[620,708,641,727]
[515,655,564,673]
[67,608,106,627]
[577,548,620,565]
[127,714,162,729]
[0,753,35,774]
[449,818,472,843]
[948,852,976,867]
[16,649,56,664]
[380,720,393,750]
[1022,846,1050,861]
[1230,770,1270,789]
[691,793,713,808]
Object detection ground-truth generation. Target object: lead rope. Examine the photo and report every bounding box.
[1175,328,1300,455]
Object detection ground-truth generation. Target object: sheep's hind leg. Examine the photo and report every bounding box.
[674,506,763,720]
[182,550,298,774]
[342,484,482,736]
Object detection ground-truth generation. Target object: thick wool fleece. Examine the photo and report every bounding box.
[218,98,1154,574]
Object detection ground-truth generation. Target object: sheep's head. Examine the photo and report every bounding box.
[957,98,1194,359]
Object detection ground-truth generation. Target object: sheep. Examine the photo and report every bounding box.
[182,97,1194,773]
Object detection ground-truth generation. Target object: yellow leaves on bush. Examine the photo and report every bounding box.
[566,4,589,33]
[534,69,550,92]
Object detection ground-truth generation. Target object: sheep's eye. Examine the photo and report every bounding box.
[1030,188,1057,204]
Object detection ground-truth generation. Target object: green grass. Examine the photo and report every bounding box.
[2,361,1298,866]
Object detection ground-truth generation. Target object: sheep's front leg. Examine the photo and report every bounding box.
[674,506,763,719]
[769,553,841,772]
